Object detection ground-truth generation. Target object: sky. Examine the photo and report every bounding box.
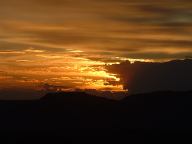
[0,0,192,96]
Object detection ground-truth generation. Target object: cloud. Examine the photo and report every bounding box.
[0,0,192,92]
[0,51,25,55]
[106,59,192,94]
[0,0,192,61]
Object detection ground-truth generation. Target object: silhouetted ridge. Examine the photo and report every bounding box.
[119,91,192,112]
[41,91,115,104]
[0,91,192,130]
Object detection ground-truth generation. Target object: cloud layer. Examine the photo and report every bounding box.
[107,59,192,94]
[1,0,192,60]
[0,0,192,95]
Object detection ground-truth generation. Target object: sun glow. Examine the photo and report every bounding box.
[0,47,124,92]
[116,57,154,64]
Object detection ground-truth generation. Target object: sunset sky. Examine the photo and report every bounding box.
[0,0,192,93]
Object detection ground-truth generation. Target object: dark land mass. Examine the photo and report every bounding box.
[0,91,192,133]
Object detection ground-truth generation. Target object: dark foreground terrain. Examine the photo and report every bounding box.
[0,91,192,133]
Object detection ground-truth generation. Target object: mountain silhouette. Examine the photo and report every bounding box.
[0,91,192,134]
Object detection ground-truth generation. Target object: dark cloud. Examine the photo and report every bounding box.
[119,52,192,60]
[106,59,192,94]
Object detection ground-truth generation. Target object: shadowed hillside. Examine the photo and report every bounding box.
[0,91,192,132]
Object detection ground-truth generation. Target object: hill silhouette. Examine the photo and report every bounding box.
[0,91,192,133]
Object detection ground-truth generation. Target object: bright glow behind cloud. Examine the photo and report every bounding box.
[0,0,192,92]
